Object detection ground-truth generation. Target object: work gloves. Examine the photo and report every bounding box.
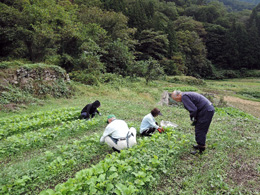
[157,127,164,133]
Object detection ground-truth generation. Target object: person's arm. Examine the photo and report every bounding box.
[100,126,113,143]
[182,95,198,120]
[147,116,159,129]
[95,108,101,116]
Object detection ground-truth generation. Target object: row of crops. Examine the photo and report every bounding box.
[0,106,192,194]
[1,106,259,194]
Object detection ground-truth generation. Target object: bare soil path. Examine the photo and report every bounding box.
[224,96,260,118]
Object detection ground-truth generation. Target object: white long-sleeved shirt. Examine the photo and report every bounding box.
[140,113,159,133]
[100,119,130,143]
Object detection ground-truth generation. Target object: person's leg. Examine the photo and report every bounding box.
[129,127,137,147]
[129,127,137,137]
[104,136,128,151]
[141,127,156,136]
[91,113,96,118]
[104,136,120,150]
[81,112,87,119]
[192,110,214,154]
[117,140,127,150]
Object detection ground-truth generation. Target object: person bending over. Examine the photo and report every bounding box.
[81,100,101,120]
[170,90,215,155]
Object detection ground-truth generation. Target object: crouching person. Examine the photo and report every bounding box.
[140,108,164,136]
[100,115,137,152]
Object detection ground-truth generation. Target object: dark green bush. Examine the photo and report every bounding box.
[69,70,100,86]
[100,73,123,83]
[164,86,199,92]
[166,76,206,85]
[0,85,38,105]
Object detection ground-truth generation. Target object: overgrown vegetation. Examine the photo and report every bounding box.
[0,61,74,110]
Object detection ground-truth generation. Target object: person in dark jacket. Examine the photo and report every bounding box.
[170,90,215,155]
[81,100,101,120]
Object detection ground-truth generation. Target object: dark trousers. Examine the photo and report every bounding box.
[141,127,156,136]
[81,112,95,119]
[195,105,215,146]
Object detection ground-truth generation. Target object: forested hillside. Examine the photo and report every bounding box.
[1,0,260,83]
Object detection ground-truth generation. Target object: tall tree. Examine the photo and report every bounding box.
[136,29,169,61]
[176,30,212,77]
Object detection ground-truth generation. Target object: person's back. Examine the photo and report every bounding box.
[182,92,212,111]
[100,115,137,152]
[140,113,155,133]
[105,119,130,139]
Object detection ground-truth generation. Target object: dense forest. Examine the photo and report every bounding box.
[1,0,260,84]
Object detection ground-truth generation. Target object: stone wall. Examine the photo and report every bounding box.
[1,66,69,88]
[0,64,72,107]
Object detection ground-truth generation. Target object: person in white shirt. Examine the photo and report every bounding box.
[100,114,137,152]
[140,108,164,136]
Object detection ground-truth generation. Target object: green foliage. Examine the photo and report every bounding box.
[69,70,100,86]
[0,63,72,108]
[0,120,108,194]
[215,107,256,120]
[103,39,135,76]
[143,58,165,84]
[185,2,227,23]
[0,117,102,158]
[74,0,103,7]
[137,29,169,61]
[1,0,260,80]
[0,78,260,195]
[237,89,260,99]
[160,58,180,76]
[163,86,199,92]
[0,107,79,139]
[0,84,38,105]
[209,69,260,79]
[166,75,206,85]
[39,129,189,195]
[99,73,124,84]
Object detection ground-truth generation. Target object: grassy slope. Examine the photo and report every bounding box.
[0,78,260,194]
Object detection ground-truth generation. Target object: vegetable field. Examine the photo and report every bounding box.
[1,79,260,194]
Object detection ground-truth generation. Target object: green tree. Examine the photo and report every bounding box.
[166,21,178,57]
[176,30,212,77]
[74,0,102,7]
[125,0,149,32]
[77,6,136,45]
[160,58,179,75]
[101,0,126,12]
[204,24,227,68]
[143,58,164,84]
[0,3,27,58]
[174,16,207,38]
[136,29,169,61]
[102,39,135,76]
